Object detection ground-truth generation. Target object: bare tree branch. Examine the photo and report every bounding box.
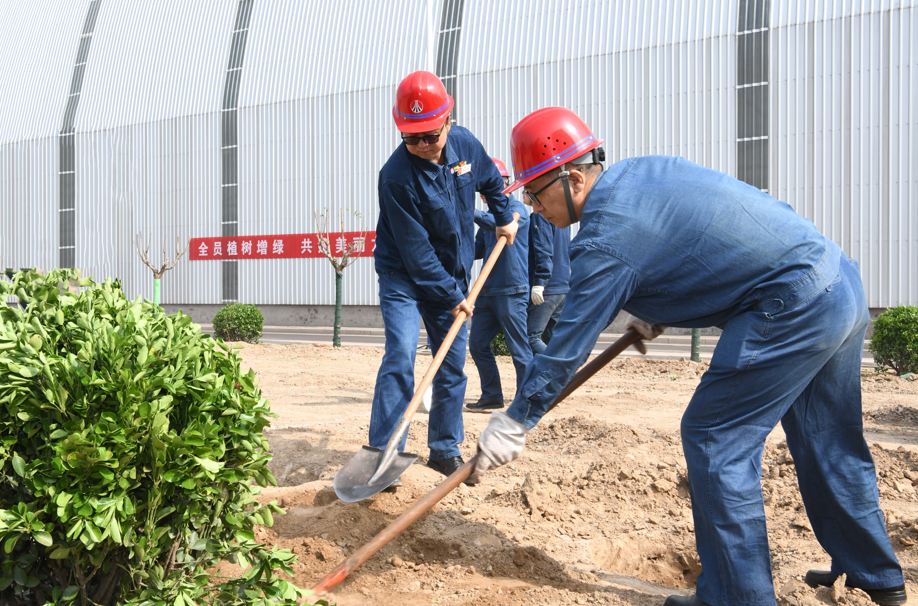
[135,233,189,279]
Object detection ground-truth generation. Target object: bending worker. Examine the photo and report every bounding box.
[471,107,905,606]
[370,71,518,482]
[527,210,570,354]
[466,158,532,413]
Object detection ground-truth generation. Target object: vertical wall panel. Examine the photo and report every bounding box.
[2,0,916,309]
[771,4,917,307]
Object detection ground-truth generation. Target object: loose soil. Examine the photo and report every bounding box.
[233,343,918,606]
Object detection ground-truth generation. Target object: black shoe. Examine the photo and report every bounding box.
[805,570,908,606]
[663,596,709,606]
[382,476,402,492]
[465,399,504,413]
[426,456,473,485]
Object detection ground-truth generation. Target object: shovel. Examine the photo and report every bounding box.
[334,219,519,503]
[313,328,643,596]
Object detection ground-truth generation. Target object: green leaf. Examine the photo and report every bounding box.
[18,366,39,378]
[193,456,224,474]
[50,547,70,559]
[4,535,20,553]
[11,454,25,476]
[32,531,53,546]
[84,521,102,543]
[62,585,79,601]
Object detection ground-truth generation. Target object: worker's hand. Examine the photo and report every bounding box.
[495,212,520,245]
[530,285,545,305]
[469,411,529,484]
[451,299,474,319]
[625,314,665,355]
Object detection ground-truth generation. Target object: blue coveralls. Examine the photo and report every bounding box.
[527,212,571,354]
[371,125,513,460]
[507,156,903,606]
[468,196,532,404]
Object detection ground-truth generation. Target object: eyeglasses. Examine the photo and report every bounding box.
[524,168,583,207]
[402,122,448,146]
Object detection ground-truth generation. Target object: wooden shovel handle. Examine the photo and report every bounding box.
[311,328,643,597]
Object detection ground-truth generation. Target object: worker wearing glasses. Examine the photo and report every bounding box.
[369,71,519,484]
[470,107,905,606]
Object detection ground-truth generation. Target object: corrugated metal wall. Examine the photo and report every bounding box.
[770,1,918,307]
[2,0,915,309]
[0,1,87,273]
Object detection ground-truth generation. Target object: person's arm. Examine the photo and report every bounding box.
[529,214,554,287]
[379,181,465,309]
[507,246,639,429]
[471,138,518,243]
[474,207,497,232]
[469,246,639,483]
[474,225,486,261]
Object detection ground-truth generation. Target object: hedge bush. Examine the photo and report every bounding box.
[490,331,511,357]
[869,306,918,376]
[213,304,263,343]
[0,269,319,606]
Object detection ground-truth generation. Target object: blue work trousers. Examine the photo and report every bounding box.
[682,257,903,606]
[468,293,532,402]
[369,272,468,460]
[527,293,565,355]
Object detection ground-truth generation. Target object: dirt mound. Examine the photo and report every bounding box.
[236,344,918,605]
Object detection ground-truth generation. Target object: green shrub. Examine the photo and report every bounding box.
[490,331,511,357]
[213,304,263,343]
[869,306,918,376]
[0,269,316,605]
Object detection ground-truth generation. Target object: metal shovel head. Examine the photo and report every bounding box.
[333,446,418,503]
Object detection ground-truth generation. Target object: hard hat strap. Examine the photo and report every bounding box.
[559,165,578,223]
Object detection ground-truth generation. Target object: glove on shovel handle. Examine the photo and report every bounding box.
[312,328,642,598]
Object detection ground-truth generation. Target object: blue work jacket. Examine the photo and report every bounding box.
[474,196,530,297]
[507,155,838,429]
[528,212,571,295]
[375,125,514,309]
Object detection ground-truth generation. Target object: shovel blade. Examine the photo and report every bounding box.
[333,446,417,503]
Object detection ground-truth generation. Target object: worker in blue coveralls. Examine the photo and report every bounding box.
[527,211,570,354]
[466,157,532,413]
[369,71,519,486]
[469,107,906,606]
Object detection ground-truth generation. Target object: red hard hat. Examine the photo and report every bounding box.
[503,107,603,194]
[491,157,510,177]
[392,71,455,133]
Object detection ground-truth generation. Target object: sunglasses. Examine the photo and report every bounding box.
[402,122,448,146]
[524,168,583,207]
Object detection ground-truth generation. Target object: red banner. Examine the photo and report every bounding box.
[189,232,376,261]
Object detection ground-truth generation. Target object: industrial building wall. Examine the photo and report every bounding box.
[770,2,918,308]
[1,0,916,310]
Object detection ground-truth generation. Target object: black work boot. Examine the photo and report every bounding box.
[464,398,504,413]
[663,595,710,606]
[805,570,907,606]
[426,456,473,485]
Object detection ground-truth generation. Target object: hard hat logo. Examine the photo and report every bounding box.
[392,71,454,133]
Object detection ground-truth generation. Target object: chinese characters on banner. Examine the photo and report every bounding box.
[189,232,376,261]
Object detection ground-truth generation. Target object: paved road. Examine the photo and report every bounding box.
[199,323,877,366]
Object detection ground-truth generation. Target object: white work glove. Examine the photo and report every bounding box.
[530,285,545,305]
[418,385,432,413]
[469,410,530,484]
